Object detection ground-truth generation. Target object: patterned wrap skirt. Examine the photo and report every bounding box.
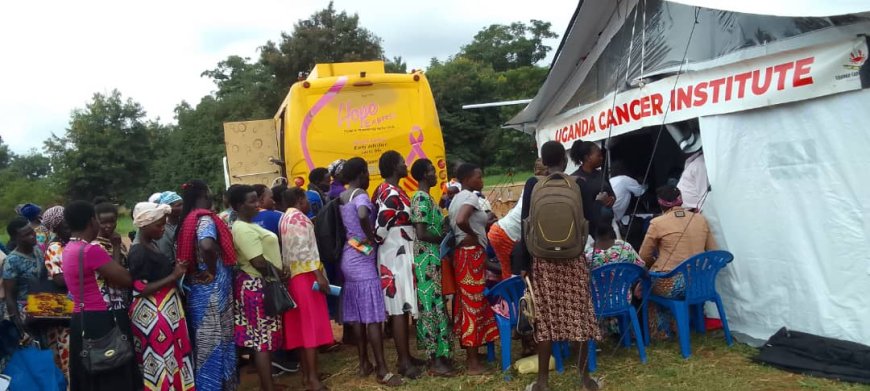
[452,245,498,348]
[531,256,600,343]
[377,226,419,317]
[130,284,195,391]
[233,272,283,352]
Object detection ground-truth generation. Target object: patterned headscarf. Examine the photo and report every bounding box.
[328,159,346,179]
[42,206,65,232]
[157,191,182,205]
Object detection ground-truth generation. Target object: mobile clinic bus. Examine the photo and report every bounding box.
[223,60,448,200]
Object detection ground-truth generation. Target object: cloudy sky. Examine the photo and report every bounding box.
[0,0,576,153]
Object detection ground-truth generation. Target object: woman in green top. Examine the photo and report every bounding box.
[409,159,456,377]
[229,184,284,391]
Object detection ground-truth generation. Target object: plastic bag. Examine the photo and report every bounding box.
[3,346,66,391]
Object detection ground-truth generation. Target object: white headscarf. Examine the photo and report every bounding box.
[132,202,171,228]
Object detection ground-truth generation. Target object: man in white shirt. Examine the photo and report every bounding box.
[610,174,647,224]
[677,151,709,212]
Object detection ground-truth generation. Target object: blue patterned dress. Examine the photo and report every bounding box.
[186,216,237,391]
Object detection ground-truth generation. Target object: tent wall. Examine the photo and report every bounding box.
[700,88,870,346]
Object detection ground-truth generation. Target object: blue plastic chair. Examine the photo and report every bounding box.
[648,250,734,358]
[586,263,651,372]
[483,276,525,378]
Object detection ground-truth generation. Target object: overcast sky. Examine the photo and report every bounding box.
[0,0,576,154]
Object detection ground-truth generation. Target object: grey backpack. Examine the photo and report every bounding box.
[524,173,587,259]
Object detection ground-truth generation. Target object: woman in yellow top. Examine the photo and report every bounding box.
[230,184,285,391]
[279,187,332,391]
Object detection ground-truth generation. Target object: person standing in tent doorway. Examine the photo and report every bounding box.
[678,150,708,213]
[373,150,423,380]
[569,141,615,240]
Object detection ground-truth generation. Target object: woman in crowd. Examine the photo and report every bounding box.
[448,163,498,375]
[230,184,285,391]
[372,150,421,379]
[252,184,283,236]
[62,200,141,391]
[94,199,131,270]
[586,224,645,270]
[338,157,402,387]
[16,203,49,250]
[638,184,717,340]
[409,159,455,376]
[522,141,600,391]
[3,218,44,344]
[569,141,616,239]
[155,191,184,260]
[128,202,194,391]
[327,159,347,200]
[176,179,238,391]
[42,205,72,379]
[306,167,331,219]
[279,187,332,391]
[218,184,241,229]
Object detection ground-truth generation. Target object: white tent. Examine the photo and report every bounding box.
[509,0,870,345]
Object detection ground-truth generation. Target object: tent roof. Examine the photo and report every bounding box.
[507,0,870,131]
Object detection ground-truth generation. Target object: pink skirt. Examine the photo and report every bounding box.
[283,271,334,349]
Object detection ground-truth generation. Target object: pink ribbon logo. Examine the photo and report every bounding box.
[405,126,427,166]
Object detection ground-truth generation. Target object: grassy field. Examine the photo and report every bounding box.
[241,329,870,391]
[485,170,533,188]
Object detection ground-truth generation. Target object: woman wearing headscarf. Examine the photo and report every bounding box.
[16,203,49,250]
[129,202,194,391]
[176,179,238,391]
[156,191,184,261]
[638,185,717,340]
[42,206,72,380]
[327,159,347,200]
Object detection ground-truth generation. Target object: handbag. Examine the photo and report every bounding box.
[77,243,133,373]
[517,276,536,336]
[263,263,296,317]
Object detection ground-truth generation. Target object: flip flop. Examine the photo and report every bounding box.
[399,365,423,380]
[377,373,404,387]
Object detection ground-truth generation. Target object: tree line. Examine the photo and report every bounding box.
[0,2,557,215]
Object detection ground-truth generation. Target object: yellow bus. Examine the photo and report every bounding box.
[223,60,447,200]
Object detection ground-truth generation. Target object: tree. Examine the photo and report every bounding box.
[45,90,157,202]
[427,20,557,171]
[7,150,51,179]
[259,1,384,106]
[0,136,11,170]
[148,3,388,193]
[460,20,558,72]
[385,56,408,73]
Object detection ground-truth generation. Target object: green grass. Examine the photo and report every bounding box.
[485,170,533,188]
[240,330,870,391]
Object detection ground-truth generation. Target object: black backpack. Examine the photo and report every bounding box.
[314,198,346,264]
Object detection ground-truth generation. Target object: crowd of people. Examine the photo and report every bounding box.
[1,140,718,391]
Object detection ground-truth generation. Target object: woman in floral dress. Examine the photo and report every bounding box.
[409,159,455,376]
[42,206,72,380]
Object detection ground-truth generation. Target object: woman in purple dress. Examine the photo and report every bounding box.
[338,157,403,387]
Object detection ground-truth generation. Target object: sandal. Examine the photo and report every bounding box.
[428,367,458,378]
[377,373,404,387]
[525,381,549,391]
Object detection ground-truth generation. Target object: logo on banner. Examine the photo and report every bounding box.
[845,49,866,71]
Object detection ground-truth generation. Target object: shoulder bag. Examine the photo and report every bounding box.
[263,263,296,317]
[78,243,134,373]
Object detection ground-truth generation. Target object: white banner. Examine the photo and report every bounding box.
[537,37,869,148]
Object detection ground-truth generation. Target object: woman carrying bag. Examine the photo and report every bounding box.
[61,200,141,391]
